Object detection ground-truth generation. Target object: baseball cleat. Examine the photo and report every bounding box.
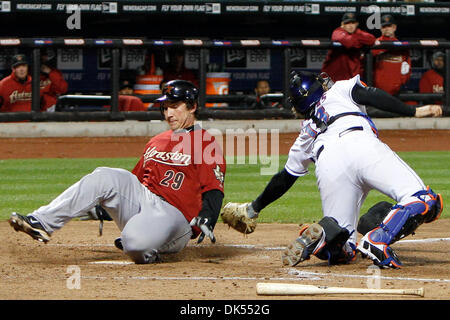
[357,231,402,269]
[282,223,324,267]
[9,212,51,243]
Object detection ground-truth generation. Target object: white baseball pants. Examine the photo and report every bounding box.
[315,129,425,244]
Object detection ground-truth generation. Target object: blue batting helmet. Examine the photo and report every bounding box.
[289,71,328,114]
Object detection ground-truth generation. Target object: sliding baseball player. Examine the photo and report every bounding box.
[10,80,226,263]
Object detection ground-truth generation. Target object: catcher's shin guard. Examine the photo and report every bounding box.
[357,187,443,268]
[357,201,393,235]
[419,187,443,223]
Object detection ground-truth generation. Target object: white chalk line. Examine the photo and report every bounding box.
[395,237,450,244]
[286,269,450,284]
[46,237,450,284]
[47,237,450,249]
[81,275,322,281]
[89,260,133,265]
[78,270,449,284]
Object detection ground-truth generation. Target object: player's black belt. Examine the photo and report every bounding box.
[316,145,324,160]
[316,126,363,161]
[310,111,379,137]
[339,126,363,137]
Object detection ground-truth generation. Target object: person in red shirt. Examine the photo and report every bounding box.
[104,79,148,111]
[39,50,68,112]
[162,49,199,87]
[372,15,411,96]
[9,80,226,264]
[118,79,147,111]
[420,51,445,105]
[322,13,376,82]
[0,54,34,112]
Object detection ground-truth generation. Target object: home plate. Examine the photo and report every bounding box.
[89,260,133,265]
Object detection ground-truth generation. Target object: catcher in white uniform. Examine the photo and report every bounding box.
[222,71,443,269]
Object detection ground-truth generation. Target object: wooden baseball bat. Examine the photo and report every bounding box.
[256,283,424,297]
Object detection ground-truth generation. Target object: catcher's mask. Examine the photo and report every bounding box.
[288,71,333,114]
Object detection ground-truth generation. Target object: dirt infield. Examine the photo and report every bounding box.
[1,221,450,300]
[0,129,449,301]
[1,130,449,159]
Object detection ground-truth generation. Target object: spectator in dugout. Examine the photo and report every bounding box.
[0,54,34,112]
[39,49,68,112]
[103,79,147,112]
[247,80,280,109]
[321,13,376,82]
[118,79,147,111]
[372,14,411,96]
[162,49,198,87]
[420,51,445,105]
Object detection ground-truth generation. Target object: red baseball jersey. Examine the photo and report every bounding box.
[132,125,226,237]
[322,27,376,82]
[419,69,444,104]
[40,69,68,111]
[0,72,33,112]
[103,96,147,111]
[372,35,411,96]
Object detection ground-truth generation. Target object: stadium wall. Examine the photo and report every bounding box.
[0,118,449,138]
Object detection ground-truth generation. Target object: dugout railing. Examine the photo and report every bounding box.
[0,37,449,122]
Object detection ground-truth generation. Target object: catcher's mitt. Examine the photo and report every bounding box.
[220,202,257,234]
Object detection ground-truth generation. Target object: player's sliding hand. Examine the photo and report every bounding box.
[190,217,216,244]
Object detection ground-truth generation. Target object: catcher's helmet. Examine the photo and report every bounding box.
[289,71,332,114]
[156,79,199,104]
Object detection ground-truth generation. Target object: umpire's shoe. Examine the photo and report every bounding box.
[282,223,324,267]
[357,229,402,269]
[9,212,51,243]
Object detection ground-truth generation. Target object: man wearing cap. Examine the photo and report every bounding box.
[162,50,199,87]
[420,51,445,105]
[118,79,147,111]
[9,79,226,265]
[103,79,147,111]
[322,13,376,82]
[0,54,35,112]
[372,14,411,96]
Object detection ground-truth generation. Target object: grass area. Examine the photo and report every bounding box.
[0,151,448,222]
[224,152,449,223]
